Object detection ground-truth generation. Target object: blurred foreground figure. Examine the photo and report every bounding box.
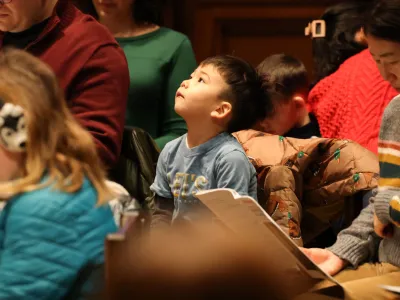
[105,222,310,300]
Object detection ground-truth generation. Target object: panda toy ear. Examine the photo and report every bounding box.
[0,99,27,152]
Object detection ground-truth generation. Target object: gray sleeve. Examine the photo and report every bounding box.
[375,189,400,225]
[328,201,381,268]
[375,95,400,224]
[215,150,256,198]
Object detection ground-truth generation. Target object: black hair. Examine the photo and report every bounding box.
[200,55,272,133]
[364,0,400,44]
[312,1,373,84]
[72,0,165,25]
[256,54,309,106]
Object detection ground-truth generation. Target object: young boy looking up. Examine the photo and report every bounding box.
[256,54,320,139]
[150,55,271,227]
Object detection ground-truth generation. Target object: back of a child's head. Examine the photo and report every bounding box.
[312,1,374,83]
[200,55,272,133]
[0,48,109,203]
[257,54,309,105]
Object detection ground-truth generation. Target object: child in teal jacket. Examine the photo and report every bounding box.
[0,48,117,299]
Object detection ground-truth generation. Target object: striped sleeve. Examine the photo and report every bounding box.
[378,140,400,188]
[375,96,400,226]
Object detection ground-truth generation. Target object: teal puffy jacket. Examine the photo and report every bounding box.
[0,177,117,299]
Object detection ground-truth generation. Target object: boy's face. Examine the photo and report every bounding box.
[258,101,298,136]
[175,64,230,122]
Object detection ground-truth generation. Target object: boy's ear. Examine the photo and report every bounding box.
[292,96,306,109]
[210,101,232,120]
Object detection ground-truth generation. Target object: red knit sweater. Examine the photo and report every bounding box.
[308,49,398,154]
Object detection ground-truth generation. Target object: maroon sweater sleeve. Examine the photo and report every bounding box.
[69,44,129,168]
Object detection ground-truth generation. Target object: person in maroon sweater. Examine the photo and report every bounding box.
[0,0,129,168]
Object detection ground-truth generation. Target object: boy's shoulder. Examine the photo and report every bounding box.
[213,134,249,163]
[161,133,248,164]
[216,134,245,152]
[162,135,186,153]
[158,135,186,164]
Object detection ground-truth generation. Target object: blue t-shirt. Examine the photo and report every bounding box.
[150,132,258,221]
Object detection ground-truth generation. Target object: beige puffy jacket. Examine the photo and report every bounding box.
[233,130,379,246]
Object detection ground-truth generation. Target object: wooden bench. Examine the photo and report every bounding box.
[105,211,149,299]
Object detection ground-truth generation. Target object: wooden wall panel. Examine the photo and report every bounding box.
[192,3,326,73]
[171,0,339,75]
[224,35,313,68]
[73,0,339,75]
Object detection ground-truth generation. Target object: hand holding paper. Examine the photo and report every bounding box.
[300,248,347,276]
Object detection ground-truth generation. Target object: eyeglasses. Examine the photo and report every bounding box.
[0,0,12,4]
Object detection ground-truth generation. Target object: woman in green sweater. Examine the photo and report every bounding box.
[91,0,197,149]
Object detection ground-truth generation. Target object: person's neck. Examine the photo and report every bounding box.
[43,0,58,19]
[186,123,223,149]
[295,107,310,128]
[98,16,158,38]
[99,15,135,37]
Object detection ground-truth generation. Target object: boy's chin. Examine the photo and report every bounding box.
[174,107,208,123]
[174,105,186,118]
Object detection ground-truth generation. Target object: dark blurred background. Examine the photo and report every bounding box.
[73,0,344,73]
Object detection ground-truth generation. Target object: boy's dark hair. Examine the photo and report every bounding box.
[257,54,309,105]
[312,1,374,84]
[364,0,400,44]
[73,0,165,25]
[200,55,272,133]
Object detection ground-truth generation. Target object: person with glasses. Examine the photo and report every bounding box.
[307,1,398,155]
[303,1,400,298]
[0,0,129,168]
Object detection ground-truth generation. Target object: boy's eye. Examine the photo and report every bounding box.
[390,61,399,65]
[198,77,205,83]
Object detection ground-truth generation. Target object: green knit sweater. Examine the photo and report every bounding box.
[117,27,197,149]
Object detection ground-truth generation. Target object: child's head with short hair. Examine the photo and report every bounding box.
[256,54,310,136]
[0,48,110,203]
[174,55,272,134]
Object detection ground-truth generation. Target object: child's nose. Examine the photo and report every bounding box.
[181,80,189,88]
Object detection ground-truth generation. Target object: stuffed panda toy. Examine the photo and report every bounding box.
[0,101,27,152]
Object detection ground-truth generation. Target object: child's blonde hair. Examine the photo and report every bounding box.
[0,48,111,204]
